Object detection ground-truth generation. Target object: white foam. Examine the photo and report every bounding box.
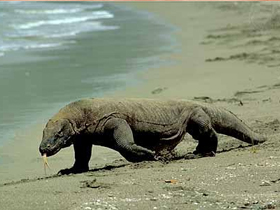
[89,25,120,32]
[22,43,63,50]
[92,11,114,18]
[44,23,119,38]
[25,40,77,50]
[15,11,114,30]
[15,8,83,15]
[46,31,80,38]
[0,40,76,53]
[14,4,103,14]
[0,44,20,52]
[7,21,119,41]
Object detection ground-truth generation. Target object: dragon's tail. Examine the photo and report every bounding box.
[201,105,266,145]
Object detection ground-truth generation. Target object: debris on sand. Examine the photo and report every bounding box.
[164,179,177,184]
[80,179,111,189]
[193,96,243,105]
[151,87,167,95]
[260,180,271,187]
[80,179,100,189]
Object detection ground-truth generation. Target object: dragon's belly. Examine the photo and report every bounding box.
[132,124,185,152]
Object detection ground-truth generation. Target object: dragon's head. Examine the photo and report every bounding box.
[39,119,76,157]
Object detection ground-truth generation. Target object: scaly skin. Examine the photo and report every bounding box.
[39,98,266,175]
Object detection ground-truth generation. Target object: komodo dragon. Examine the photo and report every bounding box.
[39,98,266,174]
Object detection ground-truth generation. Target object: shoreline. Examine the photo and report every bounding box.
[0,2,176,151]
[0,2,178,183]
[1,2,280,210]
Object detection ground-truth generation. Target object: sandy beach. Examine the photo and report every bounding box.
[0,2,279,210]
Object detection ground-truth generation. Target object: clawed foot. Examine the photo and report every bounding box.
[154,155,170,163]
[154,150,176,163]
[193,150,216,157]
[57,166,89,175]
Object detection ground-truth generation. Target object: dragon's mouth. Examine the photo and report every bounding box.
[39,140,63,157]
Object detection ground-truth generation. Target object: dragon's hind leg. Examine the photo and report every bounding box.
[104,118,155,162]
[187,107,218,157]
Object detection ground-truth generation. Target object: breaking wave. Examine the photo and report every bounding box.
[15,11,114,30]
[14,4,103,15]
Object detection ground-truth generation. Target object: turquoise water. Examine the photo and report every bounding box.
[0,2,176,146]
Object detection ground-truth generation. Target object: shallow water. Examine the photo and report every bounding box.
[0,2,177,146]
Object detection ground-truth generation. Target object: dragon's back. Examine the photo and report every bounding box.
[88,98,185,125]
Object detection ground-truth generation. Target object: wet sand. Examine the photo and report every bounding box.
[0,2,280,210]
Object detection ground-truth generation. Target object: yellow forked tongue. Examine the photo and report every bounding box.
[43,153,51,175]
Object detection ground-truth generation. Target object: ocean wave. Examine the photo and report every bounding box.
[44,24,119,38]
[45,31,80,38]
[0,52,4,57]
[15,11,114,30]
[22,43,64,50]
[6,20,119,41]
[0,43,56,52]
[0,44,21,52]
[0,40,76,53]
[15,8,83,15]
[14,4,103,15]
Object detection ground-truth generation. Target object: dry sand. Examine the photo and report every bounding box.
[0,2,279,210]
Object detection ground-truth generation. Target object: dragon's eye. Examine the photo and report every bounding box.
[56,130,64,138]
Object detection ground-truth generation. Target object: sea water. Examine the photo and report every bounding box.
[0,2,177,146]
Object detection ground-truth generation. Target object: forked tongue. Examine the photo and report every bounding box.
[42,153,51,175]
